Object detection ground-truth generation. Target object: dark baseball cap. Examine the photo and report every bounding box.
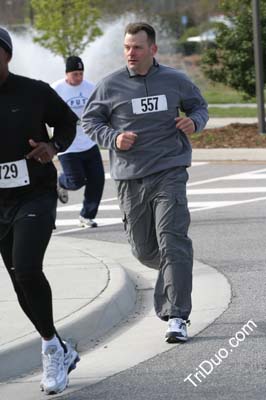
[0,27,13,55]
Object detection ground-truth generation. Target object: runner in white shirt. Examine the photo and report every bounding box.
[52,56,105,227]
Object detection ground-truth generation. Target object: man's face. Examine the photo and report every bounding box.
[124,30,157,75]
[66,70,84,86]
[0,47,11,83]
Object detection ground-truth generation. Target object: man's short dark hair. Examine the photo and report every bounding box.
[124,22,156,45]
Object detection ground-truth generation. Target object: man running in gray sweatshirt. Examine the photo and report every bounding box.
[82,22,208,343]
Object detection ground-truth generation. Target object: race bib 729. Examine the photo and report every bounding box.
[132,94,168,115]
[0,159,30,188]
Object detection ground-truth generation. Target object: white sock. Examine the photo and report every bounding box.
[42,335,61,353]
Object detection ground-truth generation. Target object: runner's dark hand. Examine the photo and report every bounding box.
[26,139,57,163]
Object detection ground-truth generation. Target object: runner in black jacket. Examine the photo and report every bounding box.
[0,27,79,395]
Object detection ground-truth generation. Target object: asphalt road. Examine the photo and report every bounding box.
[54,161,266,400]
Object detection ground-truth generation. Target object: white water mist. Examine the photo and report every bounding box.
[8,14,180,84]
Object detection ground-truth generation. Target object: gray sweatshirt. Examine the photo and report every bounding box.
[82,61,208,180]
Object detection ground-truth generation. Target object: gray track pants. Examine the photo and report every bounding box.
[116,167,193,321]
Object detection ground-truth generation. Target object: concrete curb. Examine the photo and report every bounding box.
[206,117,257,129]
[0,240,136,382]
[101,148,266,163]
[192,148,266,161]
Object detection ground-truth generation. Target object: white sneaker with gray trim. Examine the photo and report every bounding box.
[165,318,189,343]
[57,181,68,204]
[63,340,80,374]
[79,216,98,228]
[40,345,68,395]
[40,341,80,395]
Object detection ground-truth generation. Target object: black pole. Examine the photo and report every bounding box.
[252,0,266,134]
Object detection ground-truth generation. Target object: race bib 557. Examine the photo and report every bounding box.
[132,94,168,115]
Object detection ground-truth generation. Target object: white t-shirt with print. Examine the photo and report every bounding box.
[51,78,96,154]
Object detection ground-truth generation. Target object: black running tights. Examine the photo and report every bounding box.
[0,211,56,339]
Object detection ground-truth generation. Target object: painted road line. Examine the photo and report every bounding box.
[56,197,266,228]
[190,196,266,213]
[54,197,266,234]
[101,197,118,202]
[56,202,236,216]
[188,187,266,195]
[188,168,266,187]
[191,162,209,166]
[57,202,230,217]
[57,204,120,212]
[53,226,93,236]
[57,188,266,214]
[55,218,122,227]
[226,173,266,180]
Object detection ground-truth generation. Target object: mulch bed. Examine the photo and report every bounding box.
[188,123,266,148]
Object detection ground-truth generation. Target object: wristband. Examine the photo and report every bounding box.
[51,141,61,152]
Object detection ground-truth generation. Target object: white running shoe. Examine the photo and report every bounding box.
[63,340,80,375]
[40,345,68,395]
[57,181,68,204]
[165,318,189,343]
[79,216,98,228]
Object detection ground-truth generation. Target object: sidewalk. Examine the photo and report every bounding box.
[0,236,136,382]
[0,235,230,388]
[206,117,258,128]
[0,116,263,394]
